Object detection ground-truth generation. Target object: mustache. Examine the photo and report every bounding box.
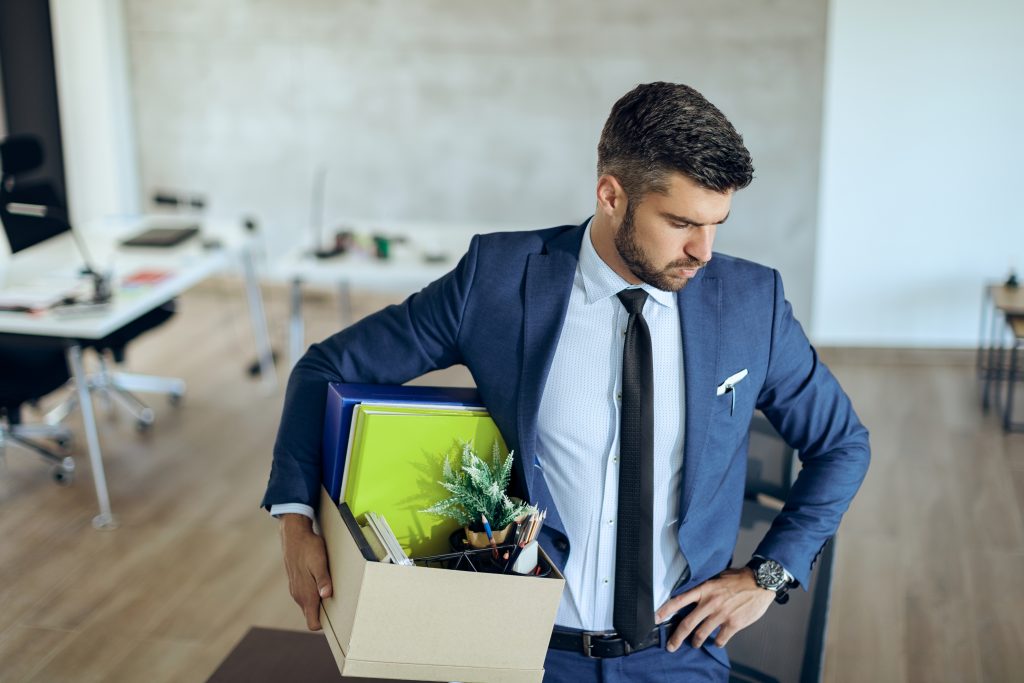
[665,257,707,270]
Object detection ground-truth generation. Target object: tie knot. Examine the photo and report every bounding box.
[616,288,648,315]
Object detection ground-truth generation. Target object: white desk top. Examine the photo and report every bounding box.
[264,220,503,292]
[0,215,239,339]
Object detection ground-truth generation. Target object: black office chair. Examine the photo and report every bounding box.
[1,134,183,431]
[727,414,837,683]
[0,334,75,483]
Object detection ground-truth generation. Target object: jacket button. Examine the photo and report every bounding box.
[554,538,569,552]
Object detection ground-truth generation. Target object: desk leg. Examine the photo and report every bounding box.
[239,248,277,391]
[289,278,305,371]
[338,280,352,327]
[983,310,1003,412]
[977,287,992,379]
[67,344,118,530]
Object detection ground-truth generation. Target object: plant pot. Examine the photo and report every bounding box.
[463,522,514,549]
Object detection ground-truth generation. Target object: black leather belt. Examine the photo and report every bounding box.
[549,613,685,658]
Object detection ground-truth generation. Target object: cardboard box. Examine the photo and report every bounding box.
[318,487,565,683]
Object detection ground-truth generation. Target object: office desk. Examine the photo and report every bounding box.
[207,627,430,682]
[978,284,1024,422]
[0,215,276,528]
[266,222,485,368]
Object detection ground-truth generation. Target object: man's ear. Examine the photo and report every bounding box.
[596,174,627,218]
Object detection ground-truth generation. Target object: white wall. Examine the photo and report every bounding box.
[49,0,139,227]
[812,0,1024,347]
[122,0,829,325]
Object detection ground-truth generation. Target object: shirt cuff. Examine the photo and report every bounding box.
[269,503,316,521]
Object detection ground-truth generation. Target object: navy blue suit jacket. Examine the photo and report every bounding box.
[263,221,870,595]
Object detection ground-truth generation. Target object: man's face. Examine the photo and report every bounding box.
[613,173,732,292]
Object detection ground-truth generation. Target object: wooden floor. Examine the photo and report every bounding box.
[0,285,1021,682]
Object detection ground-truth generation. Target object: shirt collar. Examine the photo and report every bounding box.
[578,219,676,309]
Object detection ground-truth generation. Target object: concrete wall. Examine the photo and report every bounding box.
[123,0,828,324]
[813,0,1024,347]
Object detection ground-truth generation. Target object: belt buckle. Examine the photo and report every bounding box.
[581,633,597,659]
[581,632,631,658]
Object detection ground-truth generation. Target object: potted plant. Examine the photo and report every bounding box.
[422,441,536,549]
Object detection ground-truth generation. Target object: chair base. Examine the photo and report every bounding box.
[0,421,76,484]
[45,353,186,430]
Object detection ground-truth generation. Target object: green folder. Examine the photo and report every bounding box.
[341,404,508,558]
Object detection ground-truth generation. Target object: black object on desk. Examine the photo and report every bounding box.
[120,225,200,248]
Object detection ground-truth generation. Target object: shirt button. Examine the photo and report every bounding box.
[603,578,610,585]
[608,519,614,525]
[616,392,622,401]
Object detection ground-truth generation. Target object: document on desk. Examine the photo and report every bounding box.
[0,276,86,312]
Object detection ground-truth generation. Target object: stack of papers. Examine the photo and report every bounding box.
[0,277,86,312]
[364,512,413,566]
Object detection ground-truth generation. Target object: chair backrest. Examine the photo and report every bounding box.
[0,334,71,420]
[0,134,70,253]
[728,415,835,683]
[0,134,46,181]
[728,500,837,683]
[746,413,799,504]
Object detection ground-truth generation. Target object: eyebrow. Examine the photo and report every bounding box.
[661,210,731,226]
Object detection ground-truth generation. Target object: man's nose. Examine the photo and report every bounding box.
[685,227,715,264]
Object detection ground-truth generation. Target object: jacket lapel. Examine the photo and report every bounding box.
[517,224,585,498]
[678,273,722,522]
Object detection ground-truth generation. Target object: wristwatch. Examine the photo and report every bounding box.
[746,557,792,604]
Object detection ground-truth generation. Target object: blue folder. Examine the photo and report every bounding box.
[321,383,483,502]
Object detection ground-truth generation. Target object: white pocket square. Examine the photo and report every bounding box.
[716,369,749,396]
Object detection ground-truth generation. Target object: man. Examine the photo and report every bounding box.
[262,82,870,682]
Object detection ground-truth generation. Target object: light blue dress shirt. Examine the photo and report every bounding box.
[536,220,689,631]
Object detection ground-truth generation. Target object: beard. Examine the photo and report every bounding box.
[613,202,706,292]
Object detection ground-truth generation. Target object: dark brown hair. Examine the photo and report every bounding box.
[597,82,754,200]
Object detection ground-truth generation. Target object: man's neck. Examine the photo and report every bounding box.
[590,212,640,285]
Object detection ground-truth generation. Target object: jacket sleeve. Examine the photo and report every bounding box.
[752,269,870,588]
[260,235,481,511]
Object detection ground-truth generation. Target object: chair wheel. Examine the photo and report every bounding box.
[52,459,75,486]
[168,392,183,407]
[136,419,153,433]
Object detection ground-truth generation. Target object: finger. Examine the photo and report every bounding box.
[714,624,738,648]
[690,618,723,649]
[310,550,333,599]
[656,588,699,622]
[302,598,322,631]
[667,604,713,653]
[676,599,716,639]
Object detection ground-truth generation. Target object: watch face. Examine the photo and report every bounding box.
[756,560,787,591]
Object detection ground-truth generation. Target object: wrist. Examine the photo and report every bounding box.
[279,513,315,533]
[746,557,793,604]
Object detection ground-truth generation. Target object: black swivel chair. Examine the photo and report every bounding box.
[0,334,76,482]
[1,134,182,431]
[728,414,838,683]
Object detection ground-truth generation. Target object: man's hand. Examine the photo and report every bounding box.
[279,514,333,631]
[656,567,776,652]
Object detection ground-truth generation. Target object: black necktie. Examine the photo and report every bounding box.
[614,288,655,648]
